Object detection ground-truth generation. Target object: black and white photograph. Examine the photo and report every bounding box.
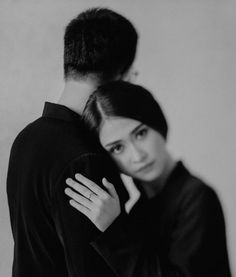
[1,1,235,276]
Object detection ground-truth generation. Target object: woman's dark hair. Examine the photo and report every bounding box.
[82,81,168,140]
[64,8,138,83]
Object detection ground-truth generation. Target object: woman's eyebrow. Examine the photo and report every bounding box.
[104,123,144,148]
[104,140,121,148]
[131,123,144,135]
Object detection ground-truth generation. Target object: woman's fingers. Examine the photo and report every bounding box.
[75,173,108,198]
[66,178,96,199]
[65,176,121,232]
[65,188,93,209]
[69,200,92,220]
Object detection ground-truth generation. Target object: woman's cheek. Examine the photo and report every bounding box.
[113,156,130,175]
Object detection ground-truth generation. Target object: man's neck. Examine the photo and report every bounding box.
[58,79,98,115]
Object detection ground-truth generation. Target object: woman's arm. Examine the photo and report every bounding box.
[65,174,163,277]
[65,176,232,277]
[91,184,232,277]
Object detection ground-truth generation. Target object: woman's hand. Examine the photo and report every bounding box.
[65,174,121,232]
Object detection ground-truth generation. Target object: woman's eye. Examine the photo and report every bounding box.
[136,128,148,139]
[110,144,124,155]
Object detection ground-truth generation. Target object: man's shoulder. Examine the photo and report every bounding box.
[11,115,104,166]
[14,115,81,140]
[11,117,44,148]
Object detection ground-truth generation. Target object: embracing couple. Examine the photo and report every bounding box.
[7,8,231,277]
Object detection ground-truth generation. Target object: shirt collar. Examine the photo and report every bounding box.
[134,161,189,201]
[42,102,82,122]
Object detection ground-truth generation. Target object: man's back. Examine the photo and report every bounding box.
[7,102,128,277]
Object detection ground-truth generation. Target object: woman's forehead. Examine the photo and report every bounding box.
[99,117,141,145]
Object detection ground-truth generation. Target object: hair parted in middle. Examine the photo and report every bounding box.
[82,81,168,140]
[64,8,138,83]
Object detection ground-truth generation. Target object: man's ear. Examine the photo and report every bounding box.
[120,67,139,83]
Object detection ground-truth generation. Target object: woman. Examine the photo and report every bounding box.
[65,81,231,276]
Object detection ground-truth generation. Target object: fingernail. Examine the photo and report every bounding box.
[65,188,70,195]
[75,173,80,179]
[66,178,72,185]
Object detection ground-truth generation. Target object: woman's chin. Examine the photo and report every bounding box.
[121,165,162,183]
[133,170,161,183]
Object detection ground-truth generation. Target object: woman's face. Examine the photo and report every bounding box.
[99,117,168,182]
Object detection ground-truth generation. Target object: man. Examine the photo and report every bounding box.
[7,8,138,277]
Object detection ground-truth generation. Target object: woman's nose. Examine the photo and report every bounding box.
[130,145,146,163]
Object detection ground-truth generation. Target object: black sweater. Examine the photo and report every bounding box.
[7,102,128,277]
[92,162,232,277]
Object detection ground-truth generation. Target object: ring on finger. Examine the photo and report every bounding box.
[88,192,94,201]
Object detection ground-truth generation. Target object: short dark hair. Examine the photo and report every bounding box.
[82,81,168,140]
[64,8,138,83]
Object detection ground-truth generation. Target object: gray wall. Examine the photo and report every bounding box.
[1,1,235,276]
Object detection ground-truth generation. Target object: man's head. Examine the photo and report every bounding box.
[64,8,138,84]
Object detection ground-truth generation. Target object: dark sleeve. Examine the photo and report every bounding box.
[91,212,162,277]
[51,153,129,277]
[166,185,232,277]
[91,184,232,277]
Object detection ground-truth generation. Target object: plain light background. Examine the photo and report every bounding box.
[1,0,235,276]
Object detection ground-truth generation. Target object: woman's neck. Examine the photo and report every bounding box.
[140,154,176,199]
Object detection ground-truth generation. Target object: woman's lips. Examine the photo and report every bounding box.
[136,161,154,173]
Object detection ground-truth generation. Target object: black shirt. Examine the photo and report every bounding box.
[92,162,232,276]
[7,102,128,277]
